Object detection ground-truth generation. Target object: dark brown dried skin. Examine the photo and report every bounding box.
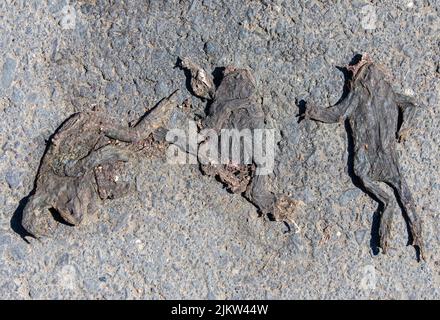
[305,55,424,258]
[22,92,177,238]
[179,57,215,100]
[201,163,255,194]
[94,162,130,200]
[180,59,300,225]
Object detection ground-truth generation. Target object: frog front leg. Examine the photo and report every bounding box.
[394,92,424,142]
[305,92,358,124]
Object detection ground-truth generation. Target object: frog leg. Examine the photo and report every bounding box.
[394,92,424,142]
[354,152,394,254]
[361,175,395,253]
[103,90,178,143]
[273,195,303,233]
[385,174,424,260]
[305,92,358,124]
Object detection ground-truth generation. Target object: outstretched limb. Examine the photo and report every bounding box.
[103,90,179,143]
[354,155,395,253]
[132,89,179,136]
[394,92,424,142]
[360,175,395,253]
[304,92,358,124]
[386,176,424,260]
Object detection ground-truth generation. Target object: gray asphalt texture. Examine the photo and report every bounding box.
[0,0,439,299]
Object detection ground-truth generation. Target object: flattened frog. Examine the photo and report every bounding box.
[179,58,302,230]
[303,54,424,259]
[22,91,178,237]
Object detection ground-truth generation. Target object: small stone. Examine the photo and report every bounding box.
[8,244,26,260]
[105,82,120,99]
[338,188,361,206]
[404,88,415,96]
[5,171,21,189]
[1,57,17,89]
[57,265,78,290]
[56,253,70,267]
[11,87,24,104]
[204,41,218,57]
[135,239,145,250]
[354,229,368,245]
[60,5,76,30]
[154,81,169,97]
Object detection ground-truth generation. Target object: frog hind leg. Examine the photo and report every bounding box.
[379,151,424,260]
[385,174,424,260]
[354,155,395,254]
[360,175,395,254]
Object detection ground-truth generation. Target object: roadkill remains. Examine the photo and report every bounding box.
[173,57,303,231]
[21,91,178,238]
[302,54,425,259]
